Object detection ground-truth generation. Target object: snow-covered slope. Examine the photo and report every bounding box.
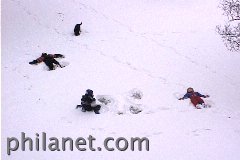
[2,0,240,159]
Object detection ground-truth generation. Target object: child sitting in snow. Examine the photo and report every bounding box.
[29,53,64,70]
[178,87,210,109]
[76,89,101,114]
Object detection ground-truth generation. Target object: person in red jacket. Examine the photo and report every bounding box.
[29,53,64,70]
[179,87,210,109]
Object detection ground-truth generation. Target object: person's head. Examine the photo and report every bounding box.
[187,87,194,93]
[86,89,93,96]
[42,53,47,57]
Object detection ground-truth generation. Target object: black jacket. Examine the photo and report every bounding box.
[81,94,95,105]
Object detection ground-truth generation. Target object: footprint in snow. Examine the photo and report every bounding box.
[60,117,72,126]
[152,132,163,135]
[191,128,211,136]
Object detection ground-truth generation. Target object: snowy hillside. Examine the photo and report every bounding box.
[2,0,240,159]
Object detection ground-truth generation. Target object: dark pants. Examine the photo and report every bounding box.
[44,59,60,70]
[82,104,101,112]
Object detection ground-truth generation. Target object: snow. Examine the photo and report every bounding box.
[2,0,240,159]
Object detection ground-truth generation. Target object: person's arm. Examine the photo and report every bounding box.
[196,92,209,98]
[81,96,86,104]
[76,105,82,109]
[53,54,65,58]
[179,93,189,100]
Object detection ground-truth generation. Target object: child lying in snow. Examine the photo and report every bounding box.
[29,53,64,70]
[179,87,209,109]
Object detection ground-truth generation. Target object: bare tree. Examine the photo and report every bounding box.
[217,0,240,51]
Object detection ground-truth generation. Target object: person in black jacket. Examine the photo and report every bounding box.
[74,22,82,36]
[76,89,101,114]
[29,53,64,70]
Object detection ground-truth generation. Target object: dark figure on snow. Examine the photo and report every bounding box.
[76,89,101,114]
[74,22,82,36]
[29,53,65,70]
[179,87,210,109]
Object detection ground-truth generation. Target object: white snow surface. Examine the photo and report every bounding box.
[2,0,240,159]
